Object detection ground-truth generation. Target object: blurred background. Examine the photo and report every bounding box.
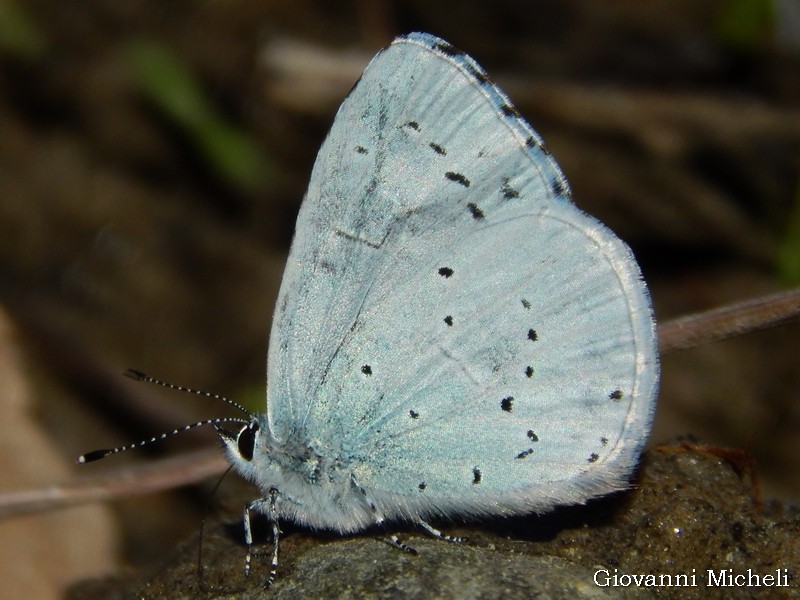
[0,0,798,597]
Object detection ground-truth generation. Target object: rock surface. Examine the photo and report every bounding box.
[67,443,798,599]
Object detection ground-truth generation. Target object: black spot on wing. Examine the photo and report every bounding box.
[429,142,446,155]
[588,453,600,463]
[432,40,464,58]
[418,482,426,491]
[405,121,420,131]
[501,179,520,199]
[515,448,534,459]
[551,177,568,197]
[521,298,531,309]
[361,365,372,375]
[409,410,419,419]
[467,203,485,220]
[525,366,534,378]
[527,430,539,442]
[430,37,487,85]
[465,64,489,85]
[355,145,368,154]
[501,396,514,412]
[444,315,453,326]
[500,104,521,118]
[445,172,470,187]
[601,437,609,446]
[438,267,453,278]
[527,329,538,341]
[609,389,623,400]
[472,467,482,484]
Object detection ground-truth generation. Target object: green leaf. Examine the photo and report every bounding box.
[123,39,271,192]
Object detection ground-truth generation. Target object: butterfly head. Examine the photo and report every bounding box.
[215,419,260,463]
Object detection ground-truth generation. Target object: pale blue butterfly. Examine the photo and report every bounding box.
[81,32,658,586]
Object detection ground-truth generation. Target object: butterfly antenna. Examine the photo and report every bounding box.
[77,416,250,463]
[124,368,254,417]
[77,369,255,464]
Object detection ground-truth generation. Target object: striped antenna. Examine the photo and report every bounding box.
[123,369,254,417]
[77,370,254,464]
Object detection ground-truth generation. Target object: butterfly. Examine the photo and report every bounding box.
[81,32,659,587]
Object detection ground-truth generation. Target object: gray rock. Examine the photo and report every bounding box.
[67,443,799,599]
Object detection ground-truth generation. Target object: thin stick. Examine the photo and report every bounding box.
[658,287,800,354]
[0,449,227,521]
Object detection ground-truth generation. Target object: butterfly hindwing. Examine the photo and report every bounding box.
[266,33,658,519]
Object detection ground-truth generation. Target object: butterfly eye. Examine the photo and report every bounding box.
[237,422,259,461]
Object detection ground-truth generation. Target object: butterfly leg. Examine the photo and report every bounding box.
[350,474,418,554]
[387,533,419,555]
[243,487,281,587]
[417,519,465,543]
